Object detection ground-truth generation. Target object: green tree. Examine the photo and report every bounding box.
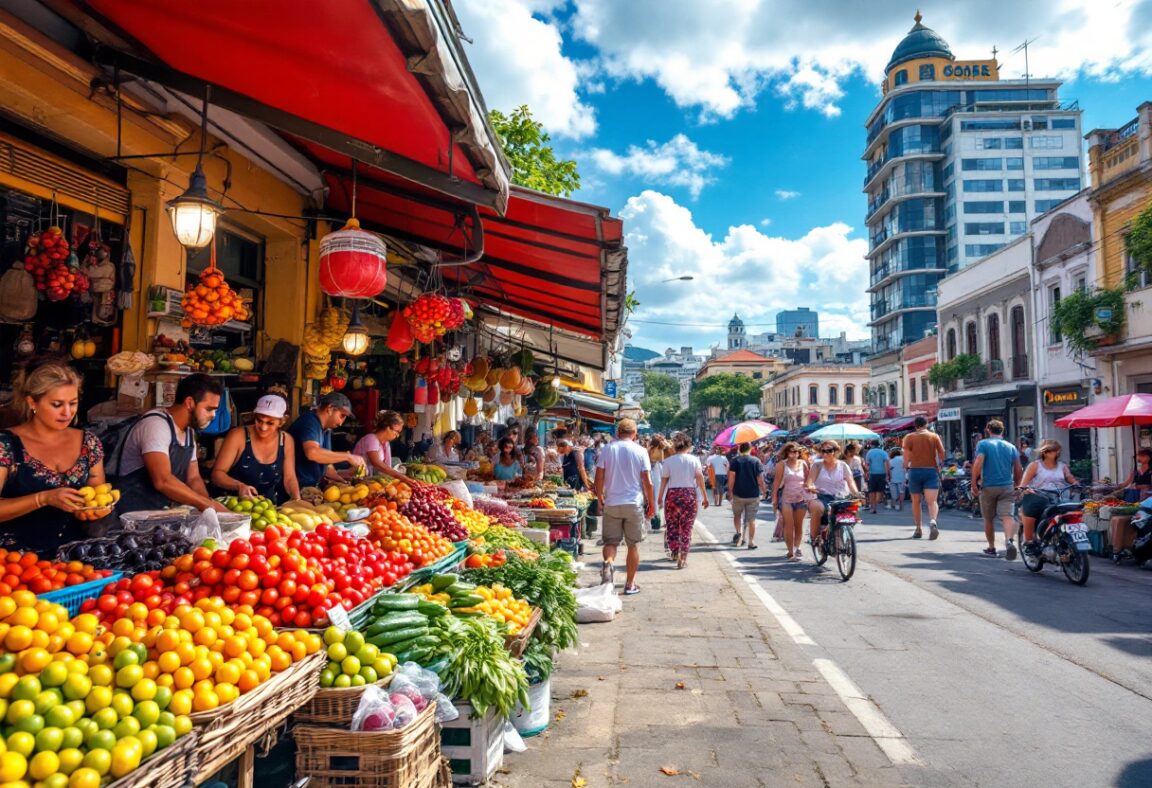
[642,395,680,433]
[690,374,763,420]
[488,106,580,197]
[1127,199,1152,271]
[670,409,696,431]
[641,371,680,400]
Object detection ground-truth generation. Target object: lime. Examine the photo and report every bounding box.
[372,658,393,677]
[87,729,116,752]
[28,749,59,781]
[109,692,134,719]
[152,687,172,711]
[132,701,160,728]
[341,656,361,676]
[6,698,35,725]
[57,746,84,775]
[60,726,84,750]
[112,717,141,739]
[115,665,143,690]
[172,715,192,737]
[0,655,16,675]
[33,690,61,716]
[44,704,76,729]
[83,747,112,775]
[350,673,366,687]
[111,651,138,671]
[359,666,378,684]
[12,712,44,735]
[318,669,336,688]
[325,643,347,663]
[43,771,69,788]
[152,724,176,750]
[356,644,379,663]
[156,712,176,729]
[34,726,63,753]
[84,686,112,715]
[65,700,85,721]
[344,631,365,653]
[40,663,69,688]
[136,729,158,759]
[12,675,42,701]
[73,719,97,741]
[322,627,344,646]
[332,674,351,688]
[62,675,92,702]
[90,708,118,731]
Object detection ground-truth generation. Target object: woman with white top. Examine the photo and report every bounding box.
[805,440,861,545]
[658,433,709,569]
[1017,439,1078,550]
[887,448,906,511]
[427,430,461,463]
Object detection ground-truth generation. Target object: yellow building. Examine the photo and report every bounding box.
[761,365,871,431]
[696,350,787,382]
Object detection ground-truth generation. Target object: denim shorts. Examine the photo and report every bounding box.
[907,467,940,494]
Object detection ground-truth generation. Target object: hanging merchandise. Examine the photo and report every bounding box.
[318,217,388,298]
[414,376,428,412]
[69,328,97,359]
[23,225,76,301]
[302,304,350,379]
[82,224,118,325]
[402,294,466,344]
[386,309,414,353]
[0,262,37,322]
[181,242,250,326]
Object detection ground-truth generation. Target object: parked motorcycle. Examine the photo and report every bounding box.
[1019,486,1090,585]
[1113,497,1152,566]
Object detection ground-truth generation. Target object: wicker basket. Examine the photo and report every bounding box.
[504,607,541,658]
[295,704,451,788]
[193,649,325,782]
[105,727,198,788]
[295,674,395,725]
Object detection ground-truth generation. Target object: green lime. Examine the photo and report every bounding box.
[322,627,344,646]
[87,729,117,751]
[132,701,160,728]
[112,717,141,739]
[111,651,139,671]
[359,666,378,684]
[34,726,63,753]
[326,643,347,663]
[152,725,176,750]
[12,675,42,701]
[332,674,351,688]
[60,726,84,750]
[341,656,361,676]
[44,704,76,729]
[34,690,61,716]
[12,712,45,735]
[343,632,365,653]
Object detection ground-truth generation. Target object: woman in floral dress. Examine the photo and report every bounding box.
[658,433,709,569]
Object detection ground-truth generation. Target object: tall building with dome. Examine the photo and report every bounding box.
[864,13,1083,352]
[727,314,746,350]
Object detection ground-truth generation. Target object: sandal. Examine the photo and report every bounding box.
[731,532,742,546]
[912,529,923,539]
[747,543,758,550]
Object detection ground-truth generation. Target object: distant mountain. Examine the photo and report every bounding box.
[623,345,660,362]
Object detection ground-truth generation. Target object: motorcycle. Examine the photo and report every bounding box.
[1113,496,1152,566]
[812,498,860,582]
[1019,485,1090,585]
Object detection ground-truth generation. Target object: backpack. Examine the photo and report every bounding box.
[98,411,172,478]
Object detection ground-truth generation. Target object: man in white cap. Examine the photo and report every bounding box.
[210,393,302,503]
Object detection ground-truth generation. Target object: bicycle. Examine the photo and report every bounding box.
[811,497,860,581]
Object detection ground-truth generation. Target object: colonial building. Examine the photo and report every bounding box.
[696,349,787,382]
[761,365,871,431]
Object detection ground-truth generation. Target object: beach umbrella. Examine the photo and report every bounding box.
[808,423,881,442]
[712,420,781,446]
[1055,393,1152,466]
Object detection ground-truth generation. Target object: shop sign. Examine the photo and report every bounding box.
[604,380,617,398]
[1042,386,1088,412]
[942,61,996,80]
[938,407,961,422]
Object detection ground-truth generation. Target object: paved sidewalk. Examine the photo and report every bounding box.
[494,506,945,787]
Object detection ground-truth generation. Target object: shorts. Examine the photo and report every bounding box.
[601,503,646,546]
[978,485,1014,518]
[780,499,809,511]
[868,474,888,493]
[1019,492,1052,520]
[730,496,760,526]
[712,476,727,495]
[889,481,906,501]
[907,468,940,494]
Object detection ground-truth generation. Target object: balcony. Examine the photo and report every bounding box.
[1010,354,1029,380]
[963,359,1004,387]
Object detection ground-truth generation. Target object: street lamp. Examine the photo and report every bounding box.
[661,275,694,282]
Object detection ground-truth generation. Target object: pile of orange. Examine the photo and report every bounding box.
[461,584,534,634]
[365,506,454,568]
[0,549,111,596]
[181,267,250,327]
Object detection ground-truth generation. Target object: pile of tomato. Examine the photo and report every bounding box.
[82,525,414,629]
[365,506,455,568]
[0,549,113,596]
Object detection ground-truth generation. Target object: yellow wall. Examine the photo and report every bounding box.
[697,359,787,380]
[1088,140,1152,290]
[883,57,998,93]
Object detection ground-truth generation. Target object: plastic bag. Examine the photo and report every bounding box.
[186,508,222,545]
[392,662,458,722]
[187,508,251,546]
[438,479,472,509]
[350,684,420,732]
[503,720,526,753]
[575,582,623,623]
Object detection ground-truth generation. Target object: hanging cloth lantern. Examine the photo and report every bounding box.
[318,218,388,298]
[414,376,428,412]
[386,310,414,353]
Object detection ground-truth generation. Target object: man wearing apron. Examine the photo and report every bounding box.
[114,373,231,514]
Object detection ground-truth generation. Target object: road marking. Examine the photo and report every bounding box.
[703,520,921,766]
[694,521,718,544]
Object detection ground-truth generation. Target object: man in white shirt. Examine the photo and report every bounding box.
[595,419,655,595]
[706,447,730,506]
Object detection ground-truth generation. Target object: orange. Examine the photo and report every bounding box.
[191,688,219,712]
[141,661,160,680]
[110,619,135,639]
[155,673,174,689]
[275,633,296,653]
[172,668,195,691]
[246,638,266,658]
[5,625,34,652]
[168,690,192,716]
[157,652,181,674]
[19,648,51,674]
[289,641,307,663]
[178,611,204,634]
[216,682,238,704]
[214,662,240,685]
[8,607,38,629]
[36,611,60,635]
[193,627,216,648]
[266,646,291,673]
[155,630,181,654]
[66,632,94,657]
[0,597,16,619]
[222,637,247,660]
[174,642,195,667]
[30,629,49,650]
[10,589,36,608]
[189,658,213,683]
[236,670,260,694]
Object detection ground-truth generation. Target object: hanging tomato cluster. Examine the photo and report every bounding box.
[413,357,462,399]
[182,266,250,327]
[23,227,86,301]
[402,294,466,343]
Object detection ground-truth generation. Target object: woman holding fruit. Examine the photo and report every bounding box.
[210,394,301,504]
[353,410,422,487]
[0,360,108,551]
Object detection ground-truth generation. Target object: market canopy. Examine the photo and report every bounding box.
[1054,394,1152,428]
[874,416,919,434]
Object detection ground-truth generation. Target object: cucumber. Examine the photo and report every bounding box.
[375,634,423,654]
[370,626,429,646]
[416,601,449,617]
[395,646,431,664]
[366,612,428,632]
[372,594,420,612]
[430,573,458,592]
[444,582,476,595]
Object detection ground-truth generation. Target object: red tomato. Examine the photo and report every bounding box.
[230,554,250,571]
[237,570,259,591]
[211,550,231,569]
[294,610,312,628]
[278,578,297,598]
[280,604,297,622]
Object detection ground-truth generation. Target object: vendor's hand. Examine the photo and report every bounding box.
[237,484,259,498]
[346,453,367,468]
[41,487,86,511]
[208,501,231,514]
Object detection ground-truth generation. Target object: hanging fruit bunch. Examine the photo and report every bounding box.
[414,356,462,399]
[181,249,250,326]
[302,306,350,379]
[402,294,467,343]
[23,226,78,301]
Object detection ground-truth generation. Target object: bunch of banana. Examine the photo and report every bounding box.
[407,463,448,483]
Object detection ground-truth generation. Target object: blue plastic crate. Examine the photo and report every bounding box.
[39,573,122,616]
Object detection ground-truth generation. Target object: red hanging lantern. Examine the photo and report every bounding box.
[318,218,388,298]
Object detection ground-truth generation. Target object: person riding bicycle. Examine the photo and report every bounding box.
[1017,439,1078,555]
[805,440,861,547]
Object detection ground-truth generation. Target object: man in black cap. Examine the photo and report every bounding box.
[287,392,365,488]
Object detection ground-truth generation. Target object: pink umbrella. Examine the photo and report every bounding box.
[1055,393,1152,465]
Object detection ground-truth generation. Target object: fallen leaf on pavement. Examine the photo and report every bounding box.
[660,767,681,776]
[570,689,588,699]
[674,682,686,690]
[571,768,587,788]
[597,676,605,681]
[555,710,567,721]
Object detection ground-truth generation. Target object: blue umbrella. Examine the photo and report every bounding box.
[808,423,880,442]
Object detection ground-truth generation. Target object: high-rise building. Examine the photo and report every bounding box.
[864,13,1083,352]
[776,308,819,338]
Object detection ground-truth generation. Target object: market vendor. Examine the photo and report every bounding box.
[427,430,461,463]
[352,410,421,486]
[493,437,523,482]
[0,360,105,551]
[1119,449,1152,498]
[210,394,301,504]
[464,430,492,462]
[522,431,546,482]
[557,440,591,490]
[112,372,231,514]
[287,392,366,489]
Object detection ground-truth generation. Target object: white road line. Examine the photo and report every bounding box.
[707,519,920,767]
[694,521,718,544]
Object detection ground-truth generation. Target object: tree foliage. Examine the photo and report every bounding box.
[690,374,763,419]
[1127,200,1152,271]
[642,395,681,433]
[1050,285,1127,354]
[488,106,580,197]
[641,371,680,400]
[927,353,981,388]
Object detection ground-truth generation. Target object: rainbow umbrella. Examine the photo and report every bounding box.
[712,420,781,446]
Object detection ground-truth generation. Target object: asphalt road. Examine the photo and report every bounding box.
[696,500,1152,788]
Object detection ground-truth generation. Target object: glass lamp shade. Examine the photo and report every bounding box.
[342,326,371,356]
[167,165,222,248]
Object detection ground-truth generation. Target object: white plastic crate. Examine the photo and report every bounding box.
[440,701,505,785]
[522,528,550,547]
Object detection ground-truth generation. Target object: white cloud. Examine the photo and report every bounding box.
[620,190,870,351]
[586,134,729,198]
[774,189,801,200]
[759,218,773,226]
[454,0,597,138]
[567,1,1152,119]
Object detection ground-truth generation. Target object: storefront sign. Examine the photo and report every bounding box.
[604,380,617,398]
[942,61,996,80]
[938,407,961,422]
[1042,386,1088,412]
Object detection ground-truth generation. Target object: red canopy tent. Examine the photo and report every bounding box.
[1054,393,1152,466]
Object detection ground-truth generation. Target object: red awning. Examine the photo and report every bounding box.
[874,416,919,434]
[63,0,508,209]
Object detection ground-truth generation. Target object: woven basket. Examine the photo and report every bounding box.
[504,607,542,658]
[295,674,395,725]
[193,649,325,782]
[295,704,451,788]
[105,727,198,788]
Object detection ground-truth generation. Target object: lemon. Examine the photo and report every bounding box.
[40,663,68,689]
[87,666,112,688]
[86,729,115,752]
[12,712,44,735]
[72,720,96,742]
[84,686,111,715]
[109,692,134,719]
[59,727,83,750]
[90,708,118,731]
[114,665,143,690]
[5,699,35,726]
[131,701,159,728]
[355,644,378,663]
[130,679,156,703]
[61,675,91,703]
[112,717,140,739]
[33,726,63,753]
[12,676,41,701]
[325,643,347,663]
[6,731,35,758]
[344,631,365,653]
[171,715,192,738]
[33,690,60,716]
[322,626,344,646]
[136,728,158,759]
[0,751,27,783]
[110,737,142,778]
[28,749,59,781]
[82,748,111,775]
[340,656,360,676]
[57,747,83,775]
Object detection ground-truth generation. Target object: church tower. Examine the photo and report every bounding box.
[727,314,746,350]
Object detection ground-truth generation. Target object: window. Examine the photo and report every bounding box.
[965,222,1005,235]
[977,138,1003,150]
[894,69,908,86]
[961,119,1021,131]
[1012,306,1027,367]
[966,243,1005,257]
[1126,246,1151,289]
[1008,200,1026,213]
[1033,157,1080,170]
[910,377,917,402]
[1004,137,1024,149]
[1008,179,1026,191]
[962,158,1003,171]
[943,162,954,180]
[1049,285,1062,343]
[829,385,838,405]
[946,328,957,360]
[879,388,887,407]
[1030,117,1049,130]
[1052,118,1076,129]
[965,321,978,356]
[963,179,1003,192]
[752,371,762,379]
[1006,157,1024,170]
[919,64,935,80]
[809,385,819,405]
[921,378,929,402]
[1035,178,1081,191]
[987,314,1001,361]
[1030,136,1064,149]
[889,383,898,407]
[964,201,1004,214]
[845,385,855,405]
[1075,275,1087,291]
[1010,221,1027,235]
[1036,199,1064,212]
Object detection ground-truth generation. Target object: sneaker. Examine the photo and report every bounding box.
[981,546,997,557]
[1005,540,1018,561]
[1023,539,1041,557]
[623,584,640,595]
[912,529,923,539]
[929,521,940,540]
[600,562,615,586]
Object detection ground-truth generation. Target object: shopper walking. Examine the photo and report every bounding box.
[706,447,729,506]
[727,442,766,548]
[887,448,906,511]
[970,420,1023,559]
[594,419,654,595]
[864,440,890,514]
[657,433,708,569]
[843,442,865,498]
[771,442,810,561]
[902,416,945,540]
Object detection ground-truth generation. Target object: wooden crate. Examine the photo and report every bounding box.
[295,675,395,726]
[105,728,197,788]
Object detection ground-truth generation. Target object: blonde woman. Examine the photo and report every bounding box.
[0,360,104,551]
[1017,439,1078,556]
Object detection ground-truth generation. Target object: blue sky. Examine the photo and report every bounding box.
[454,0,1152,354]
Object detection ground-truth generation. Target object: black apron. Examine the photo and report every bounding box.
[0,432,87,554]
[561,452,585,490]
[116,412,196,513]
[215,429,287,504]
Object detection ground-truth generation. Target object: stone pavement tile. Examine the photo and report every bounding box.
[834,735,899,770]
[493,746,614,787]
[816,709,872,737]
[782,691,855,712]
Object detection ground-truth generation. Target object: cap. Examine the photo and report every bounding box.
[254,394,287,419]
[318,391,353,412]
